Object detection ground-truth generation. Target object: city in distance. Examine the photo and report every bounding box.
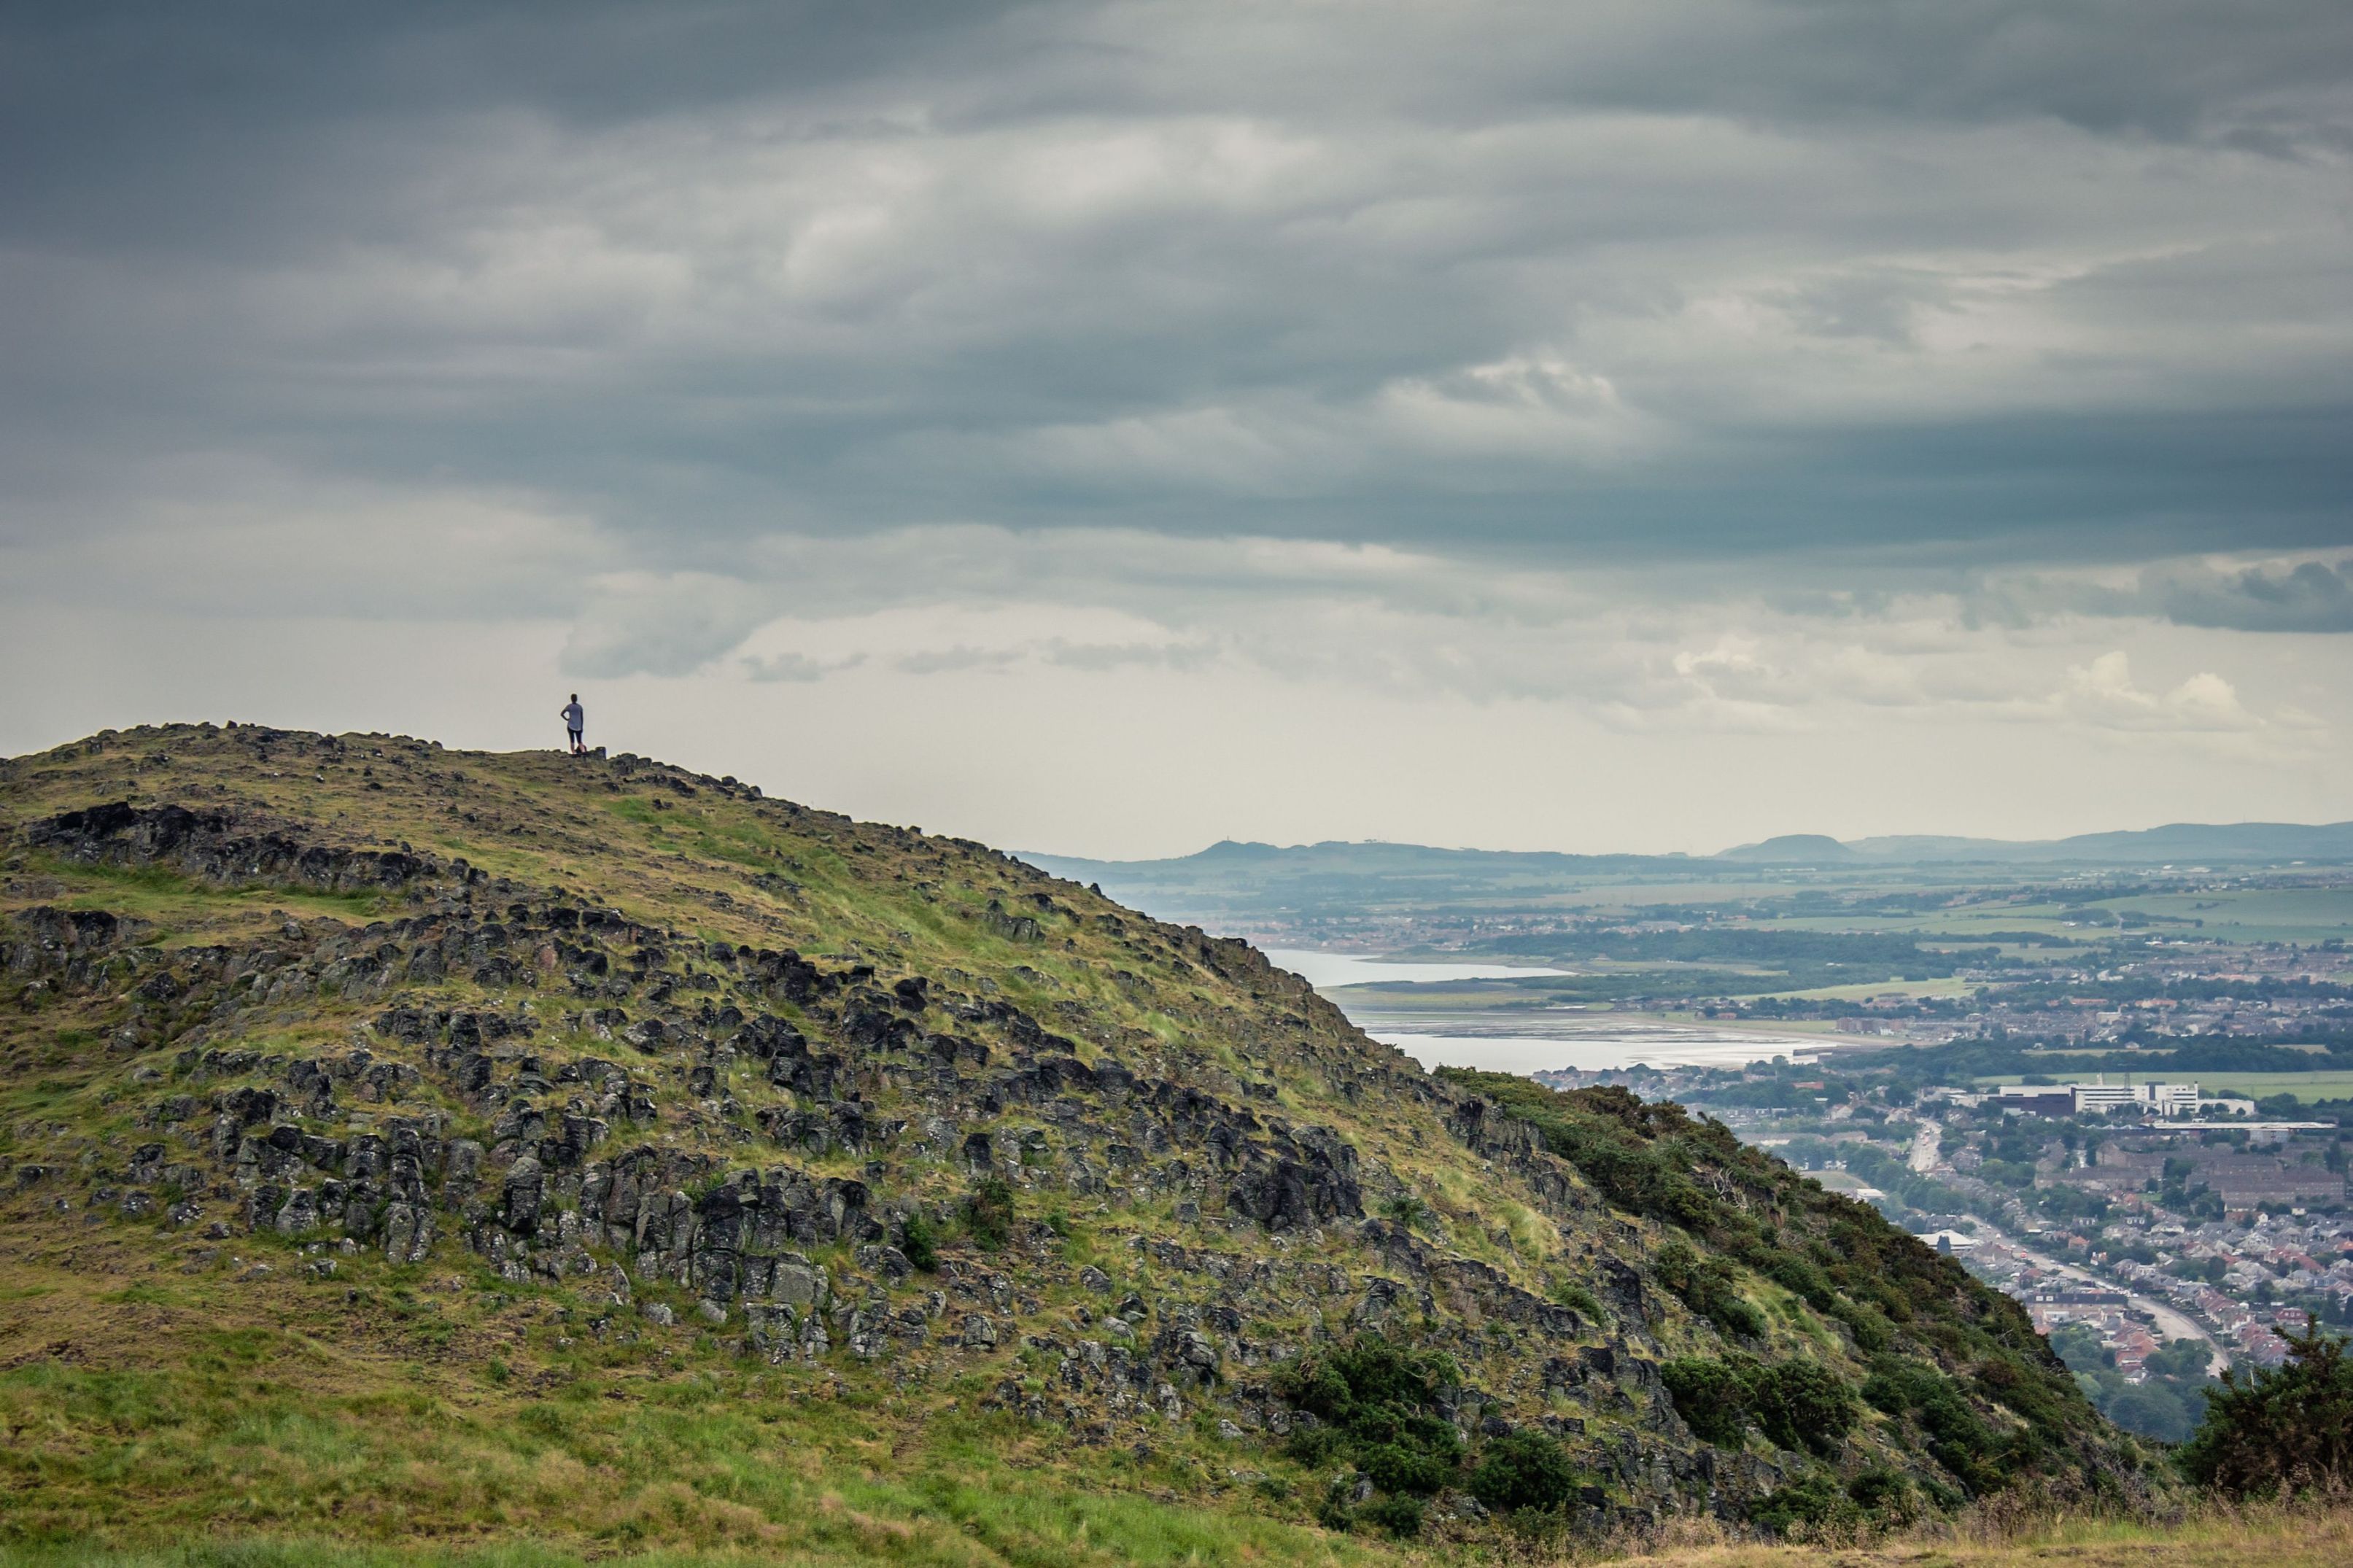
[1026,818,2353,1448]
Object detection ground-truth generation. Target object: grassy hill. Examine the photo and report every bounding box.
[0,724,2158,1564]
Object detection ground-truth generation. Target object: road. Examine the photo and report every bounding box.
[1908,1119,1941,1174]
[1972,1221,2232,1375]
[1904,1116,2228,1376]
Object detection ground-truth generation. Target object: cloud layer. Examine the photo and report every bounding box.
[2,1,2349,850]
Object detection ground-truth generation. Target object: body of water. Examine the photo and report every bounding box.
[1261,947,1828,1074]
[1362,1024,1826,1075]
[1261,948,1569,989]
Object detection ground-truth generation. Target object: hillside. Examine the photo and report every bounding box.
[0,724,2155,1561]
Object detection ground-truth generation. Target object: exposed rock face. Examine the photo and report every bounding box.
[28,802,441,895]
[0,724,2141,1538]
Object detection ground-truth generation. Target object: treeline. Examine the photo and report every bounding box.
[1476,927,2000,979]
[1843,1035,2353,1083]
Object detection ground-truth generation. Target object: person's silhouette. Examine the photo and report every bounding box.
[560,694,585,755]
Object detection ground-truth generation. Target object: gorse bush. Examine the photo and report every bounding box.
[1275,1338,1463,1491]
[964,1176,1015,1252]
[1274,1338,1465,1536]
[899,1211,939,1272]
[1745,1359,1859,1455]
[1748,1470,1860,1536]
[1845,1465,1912,1515]
[2179,1329,2353,1498]
[1655,1238,1767,1339]
[1661,1357,1751,1446]
[1862,1357,2023,1495]
[1661,1354,1857,1455]
[1467,1430,1581,1514]
[1357,1494,1424,1539]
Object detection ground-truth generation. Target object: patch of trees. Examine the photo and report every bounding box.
[2050,1323,2210,1443]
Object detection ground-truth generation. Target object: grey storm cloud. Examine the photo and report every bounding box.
[1,0,2349,611]
[2140,559,2353,634]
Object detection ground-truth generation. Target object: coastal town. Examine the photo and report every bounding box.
[1590,1066,2353,1440]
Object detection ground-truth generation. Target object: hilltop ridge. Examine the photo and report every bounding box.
[0,723,2151,1558]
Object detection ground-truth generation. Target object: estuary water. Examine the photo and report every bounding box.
[1261,947,1829,1076]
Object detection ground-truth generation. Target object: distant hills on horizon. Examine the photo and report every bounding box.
[1719,820,2353,866]
[1027,818,2353,883]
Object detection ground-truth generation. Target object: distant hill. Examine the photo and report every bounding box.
[1715,834,1859,864]
[1025,820,2353,933]
[1730,822,2353,865]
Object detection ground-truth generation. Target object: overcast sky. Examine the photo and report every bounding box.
[4,1,2351,856]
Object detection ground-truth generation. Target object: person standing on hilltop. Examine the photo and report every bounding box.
[559,694,586,755]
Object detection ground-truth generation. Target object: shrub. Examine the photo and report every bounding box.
[2179,1328,2353,1497]
[1662,1357,1751,1446]
[1749,1470,1861,1536]
[1829,1299,1894,1352]
[1744,1360,1858,1456]
[899,1211,939,1272]
[1846,1466,1910,1513]
[1862,1357,2002,1494]
[964,1176,1015,1251]
[1468,1430,1581,1513]
[1380,1193,1435,1230]
[1360,1440,1453,1497]
[1360,1494,1425,1538]
[1656,1238,1767,1339]
[1550,1278,1605,1322]
[1766,1254,1838,1312]
[1272,1338,1464,1505]
[1284,1424,1347,1467]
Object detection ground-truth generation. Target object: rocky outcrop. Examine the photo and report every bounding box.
[28,802,444,896]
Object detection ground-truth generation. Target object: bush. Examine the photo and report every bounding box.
[1749,1470,1861,1535]
[899,1211,939,1272]
[1284,1425,1347,1467]
[1863,1357,2002,1494]
[1744,1360,1859,1456]
[2179,1328,2353,1497]
[1468,1430,1581,1513]
[1380,1192,1435,1230]
[964,1176,1015,1251]
[1662,1357,1751,1446]
[1664,1355,1856,1456]
[1846,1466,1910,1513]
[1829,1299,1894,1352]
[1657,1238,1767,1339]
[1360,1441,1453,1497]
[1271,1338,1464,1505]
[1550,1278,1605,1322]
[1359,1494,1425,1538]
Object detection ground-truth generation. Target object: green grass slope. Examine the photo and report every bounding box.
[0,723,2152,1561]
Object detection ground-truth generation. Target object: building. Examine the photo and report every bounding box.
[2067,1081,2199,1117]
[1974,1081,2202,1118]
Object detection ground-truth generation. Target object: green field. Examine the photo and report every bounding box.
[2171,1070,2353,1102]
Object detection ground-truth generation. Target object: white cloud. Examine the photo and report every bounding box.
[2059,651,2261,733]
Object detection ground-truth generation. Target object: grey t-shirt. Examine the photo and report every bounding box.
[562,702,584,729]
